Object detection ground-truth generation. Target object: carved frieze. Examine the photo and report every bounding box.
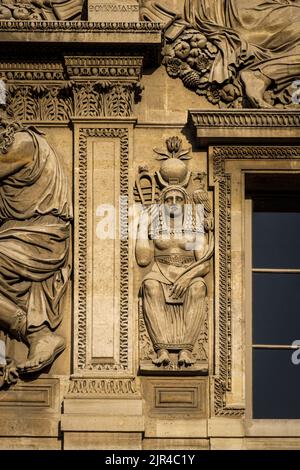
[0,56,143,122]
[0,19,161,32]
[65,56,143,118]
[67,378,139,396]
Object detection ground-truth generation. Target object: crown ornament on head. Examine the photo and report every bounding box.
[154,136,192,188]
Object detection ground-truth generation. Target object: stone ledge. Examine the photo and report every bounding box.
[189,109,300,144]
[144,418,208,438]
[61,414,144,432]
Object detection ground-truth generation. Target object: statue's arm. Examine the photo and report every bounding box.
[135,211,153,267]
[0,131,33,180]
[193,233,210,276]
[176,233,210,281]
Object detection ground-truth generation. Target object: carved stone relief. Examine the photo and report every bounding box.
[0,57,143,122]
[141,0,300,108]
[0,55,143,393]
[0,104,72,388]
[0,0,84,21]
[135,137,213,374]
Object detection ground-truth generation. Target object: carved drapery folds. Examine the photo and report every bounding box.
[0,121,72,388]
[141,0,300,109]
[135,137,214,374]
[0,57,143,122]
[0,55,142,395]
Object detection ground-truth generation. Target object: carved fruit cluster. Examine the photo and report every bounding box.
[162,28,242,108]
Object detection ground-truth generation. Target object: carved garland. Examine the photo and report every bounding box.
[213,145,300,417]
[77,128,129,371]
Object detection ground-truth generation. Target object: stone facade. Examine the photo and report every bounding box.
[0,0,300,450]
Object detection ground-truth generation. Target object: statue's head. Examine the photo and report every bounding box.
[161,185,187,219]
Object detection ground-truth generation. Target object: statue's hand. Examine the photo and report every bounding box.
[170,275,192,299]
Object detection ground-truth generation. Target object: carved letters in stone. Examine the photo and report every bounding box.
[135,137,214,374]
[0,104,71,388]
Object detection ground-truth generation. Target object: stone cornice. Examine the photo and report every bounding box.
[0,20,162,46]
[189,109,300,144]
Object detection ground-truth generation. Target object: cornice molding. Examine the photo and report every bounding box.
[0,20,161,32]
[189,109,300,144]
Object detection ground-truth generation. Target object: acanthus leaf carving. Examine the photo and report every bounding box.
[1,57,143,122]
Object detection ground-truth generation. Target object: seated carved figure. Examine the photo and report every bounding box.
[136,176,212,367]
[0,104,71,376]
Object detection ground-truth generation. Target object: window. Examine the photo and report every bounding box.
[246,174,300,419]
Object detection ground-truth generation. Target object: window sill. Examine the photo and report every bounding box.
[245,419,300,437]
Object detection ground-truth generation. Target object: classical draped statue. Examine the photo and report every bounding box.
[135,137,213,368]
[0,102,71,383]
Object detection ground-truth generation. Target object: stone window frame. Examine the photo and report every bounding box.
[210,146,300,436]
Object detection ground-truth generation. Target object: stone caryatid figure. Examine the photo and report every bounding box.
[0,103,71,378]
[135,137,213,368]
[184,0,300,107]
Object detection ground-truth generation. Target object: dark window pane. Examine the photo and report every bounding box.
[253,273,300,345]
[253,211,300,269]
[253,349,300,419]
